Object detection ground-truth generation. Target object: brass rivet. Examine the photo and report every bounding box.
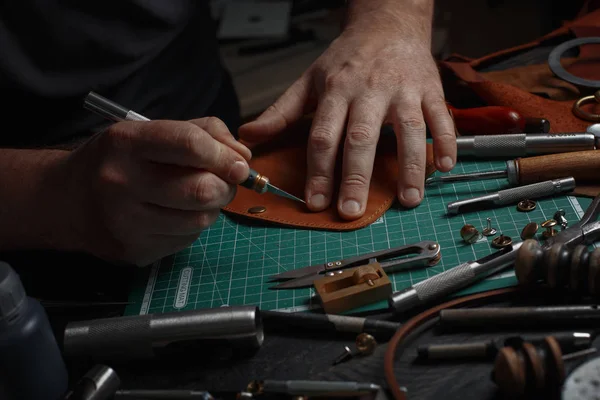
[520,222,539,240]
[460,224,481,244]
[541,219,558,239]
[355,333,377,355]
[517,199,537,212]
[492,234,512,249]
[247,206,266,214]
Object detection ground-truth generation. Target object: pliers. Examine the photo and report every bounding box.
[267,241,442,290]
[542,194,600,249]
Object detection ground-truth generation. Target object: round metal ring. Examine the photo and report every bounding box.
[572,90,600,122]
[548,37,600,88]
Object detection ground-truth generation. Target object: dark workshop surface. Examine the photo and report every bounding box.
[2,27,596,400]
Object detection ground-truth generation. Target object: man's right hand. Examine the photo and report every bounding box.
[64,117,251,266]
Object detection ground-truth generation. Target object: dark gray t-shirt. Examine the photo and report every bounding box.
[0,1,226,147]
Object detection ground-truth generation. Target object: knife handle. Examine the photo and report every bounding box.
[240,168,269,194]
[515,150,600,185]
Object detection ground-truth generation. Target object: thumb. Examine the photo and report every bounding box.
[239,74,314,146]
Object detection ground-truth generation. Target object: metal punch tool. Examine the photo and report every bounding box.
[268,240,441,290]
[389,194,600,314]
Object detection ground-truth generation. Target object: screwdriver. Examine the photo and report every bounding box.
[83,91,305,204]
[426,150,600,186]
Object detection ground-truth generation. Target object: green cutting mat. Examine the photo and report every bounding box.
[124,159,592,316]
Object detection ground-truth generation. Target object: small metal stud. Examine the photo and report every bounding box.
[460,224,481,244]
[491,234,512,249]
[334,261,342,266]
[355,333,377,355]
[541,219,558,239]
[326,262,334,267]
[482,218,497,236]
[429,243,439,250]
[247,206,267,214]
[553,209,568,230]
[332,346,353,365]
[520,222,539,240]
[517,199,537,212]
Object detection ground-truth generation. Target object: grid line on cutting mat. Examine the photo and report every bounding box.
[125,159,591,316]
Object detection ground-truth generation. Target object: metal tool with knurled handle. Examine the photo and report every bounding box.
[446,177,576,215]
[456,130,600,158]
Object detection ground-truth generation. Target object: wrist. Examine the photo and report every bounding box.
[343,0,434,42]
[0,149,82,253]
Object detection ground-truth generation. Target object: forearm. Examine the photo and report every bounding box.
[0,148,76,252]
[344,0,434,42]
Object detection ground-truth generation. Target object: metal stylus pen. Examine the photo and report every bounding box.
[83,91,305,204]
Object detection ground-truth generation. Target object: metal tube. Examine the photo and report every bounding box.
[63,365,120,400]
[425,170,508,185]
[63,306,263,360]
[389,243,521,314]
[260,380,381,396]
[439,305,600,328]
[446,177,576,215]
[83,92,150,122]
[456,133,596,157]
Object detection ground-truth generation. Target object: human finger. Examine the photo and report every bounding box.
[422,93,456,172]
[390,97,427,208]
[133,163,236,211]
[238,74,314,146]
[108,120,250,184]
[305,93,348,211]
[188,117,252,161]
[337,96,387,220]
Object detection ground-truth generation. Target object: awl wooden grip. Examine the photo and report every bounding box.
[516,150,600,185]
[448,105,549,135]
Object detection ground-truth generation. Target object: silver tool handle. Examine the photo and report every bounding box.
[447,177,576,215]
[388,263,475,313]
[496,178,570,205]
[457,133,596,157]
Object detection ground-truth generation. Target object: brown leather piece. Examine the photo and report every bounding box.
[222,119,437,231]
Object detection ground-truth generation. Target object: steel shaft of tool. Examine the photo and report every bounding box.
[261,380,381,396]
[446,177,576,215]
[114,390,214,399]
[388,242,521,314]
[456,132,596,157]
[84,92,304,204]
[63,306,263,360]
[260,310,400,340]
[426,170,508,185]
[439,305,600,328]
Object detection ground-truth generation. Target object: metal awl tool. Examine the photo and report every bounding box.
[268,240,441,289]
[83,91,305,204]
[446,177,576,215]
[427,149,600,186]
[456,125,600,158]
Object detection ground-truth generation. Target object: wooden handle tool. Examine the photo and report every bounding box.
[427,150,600,186]
[448,105,550,135]
[512,150,600,185]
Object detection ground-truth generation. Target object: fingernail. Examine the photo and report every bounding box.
[341,200,361,216]
[228,160,248,182]
[440,156,454,171]
[310,194,327,209]
[402,188,421,204]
